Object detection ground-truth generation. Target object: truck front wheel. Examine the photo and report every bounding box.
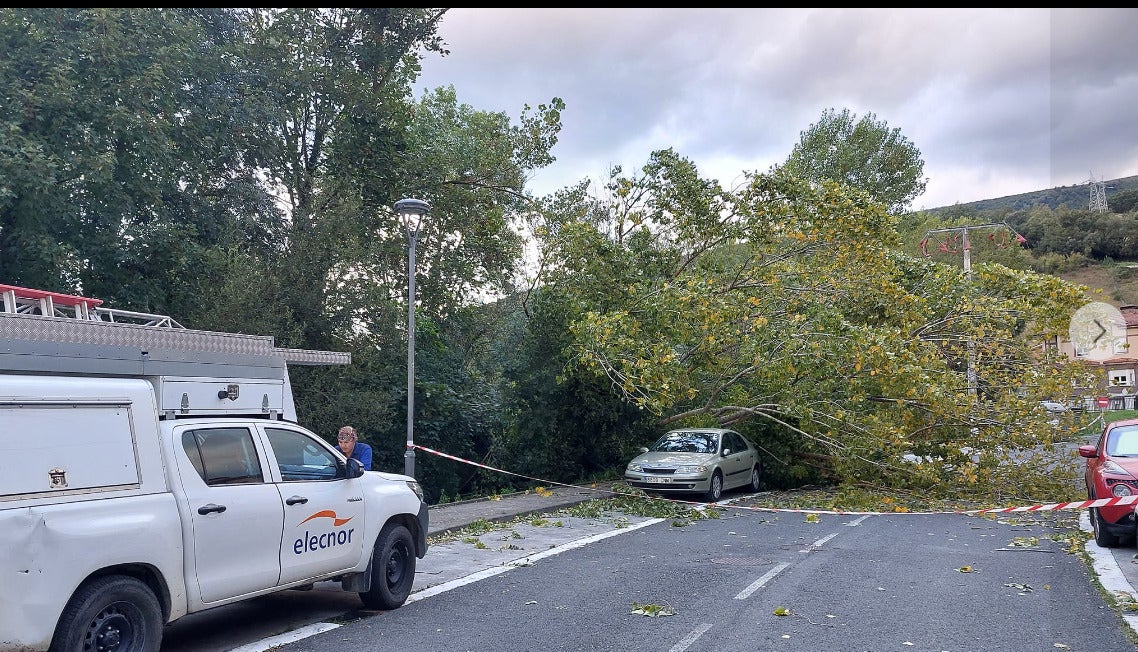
[359,522,416,610]
[50,575,163,652]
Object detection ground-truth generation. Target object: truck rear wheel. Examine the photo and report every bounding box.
[359,522,415,610]
[50,575,162,652]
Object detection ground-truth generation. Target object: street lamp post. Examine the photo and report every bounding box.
[395,198,430,478]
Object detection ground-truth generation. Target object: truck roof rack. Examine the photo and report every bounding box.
[0,283,350,378]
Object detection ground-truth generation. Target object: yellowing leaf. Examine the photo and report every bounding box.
[956,565,973,573]
[773,606,791,616]
[630,602,675,617]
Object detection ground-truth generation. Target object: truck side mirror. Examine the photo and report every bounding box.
[345,457,366,478]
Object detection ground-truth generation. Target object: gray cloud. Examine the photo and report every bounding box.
[414,8,1138,209]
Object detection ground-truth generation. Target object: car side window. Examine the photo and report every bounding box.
[726,432,746,454]
[265,427,340,481]
[182,427,263,486]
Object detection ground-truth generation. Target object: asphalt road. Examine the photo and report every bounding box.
[160,484,1138,652]
[252,502,1138,652]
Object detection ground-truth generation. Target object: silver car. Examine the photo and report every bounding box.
[624,428,762,502]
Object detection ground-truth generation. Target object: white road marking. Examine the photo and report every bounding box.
[800,532,838,551]
[668,623,713,652]
[406,517,663,603]
[845,514,872,526]
[226,622,340,652]
[735,561,790,600]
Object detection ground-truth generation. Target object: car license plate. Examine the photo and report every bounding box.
[646,477,670,484]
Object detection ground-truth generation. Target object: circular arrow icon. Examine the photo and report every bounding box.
[1069,302,1127,361]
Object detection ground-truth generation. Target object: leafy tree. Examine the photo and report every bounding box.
[1011,205,1138,260]
[0,8,280,314]
[1109,188,1138,214]
[782,107,927,215]
[494,284,658,488]
[536,150,1090,503]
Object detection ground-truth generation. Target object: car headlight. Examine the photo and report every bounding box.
[627,462,643,472]
[1113,483,1133,497]
[677,464,706,474]
[406,480,425,502]
[1103,460,1130,475]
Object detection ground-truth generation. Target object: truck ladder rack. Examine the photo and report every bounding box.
[0,283,350,373]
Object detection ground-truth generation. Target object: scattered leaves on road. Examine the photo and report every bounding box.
[630,602,675,617]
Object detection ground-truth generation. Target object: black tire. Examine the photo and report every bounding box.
[747,463,762,493]
[1092,507,1123,548]
[50,575,163,652]
[704,470,724,502]
[359,523,416,610]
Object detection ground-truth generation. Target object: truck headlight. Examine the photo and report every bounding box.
[406,480,425,502]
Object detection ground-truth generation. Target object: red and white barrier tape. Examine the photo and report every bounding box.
[412,444,1138,517]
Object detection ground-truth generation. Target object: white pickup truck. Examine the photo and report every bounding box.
[0,291,428,652]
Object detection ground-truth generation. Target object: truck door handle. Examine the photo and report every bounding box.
[197,503,227,515]
[286,496,309,505]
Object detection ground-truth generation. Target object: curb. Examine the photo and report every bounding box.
[1080,511,1138,637]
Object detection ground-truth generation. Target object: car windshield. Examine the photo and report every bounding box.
[1107,426,1138,456]
[650,432,718,454]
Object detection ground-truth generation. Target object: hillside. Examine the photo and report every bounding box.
[923,174,1138,214]
[917,175,1138,305]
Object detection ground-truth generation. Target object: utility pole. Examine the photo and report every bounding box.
[918,222,1027,397]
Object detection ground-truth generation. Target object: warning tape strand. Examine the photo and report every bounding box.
[411,444,1136,517]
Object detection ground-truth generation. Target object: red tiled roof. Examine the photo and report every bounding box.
[1075,357,1138,366]
[1121,305,1138,328]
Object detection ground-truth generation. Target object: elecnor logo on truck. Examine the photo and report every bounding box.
[293,510,355,554]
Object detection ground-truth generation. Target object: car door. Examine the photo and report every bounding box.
[261,425,367,585]
[720,431,755,489]
[175,425,285,604]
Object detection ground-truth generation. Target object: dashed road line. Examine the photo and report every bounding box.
[735,561,791,600]
[668,623,713,652]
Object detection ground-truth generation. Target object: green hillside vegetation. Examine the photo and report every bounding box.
[904,175,1138,305]
[922,175,1138,215]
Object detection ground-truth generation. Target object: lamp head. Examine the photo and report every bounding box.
[394,198,430,229]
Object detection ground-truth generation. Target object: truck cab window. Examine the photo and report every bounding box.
[182,428,263,486]
[265,427,340,481]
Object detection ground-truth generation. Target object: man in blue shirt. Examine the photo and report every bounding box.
[337,425,372,470]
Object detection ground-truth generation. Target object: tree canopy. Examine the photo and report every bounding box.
[782,107,928,215]
[532,150,1090,501]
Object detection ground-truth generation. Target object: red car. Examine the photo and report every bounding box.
[1078,417,1138,547]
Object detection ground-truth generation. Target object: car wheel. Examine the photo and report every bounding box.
[1091,507,1123,548]
[50,575,163,652]
[747,463,762,492]
[704,470,723,502]
[360,523,416,610]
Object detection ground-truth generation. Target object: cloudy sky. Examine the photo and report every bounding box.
[413,8,1138,211]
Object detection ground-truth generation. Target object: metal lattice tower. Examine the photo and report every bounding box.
[1088,172,1109,213]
